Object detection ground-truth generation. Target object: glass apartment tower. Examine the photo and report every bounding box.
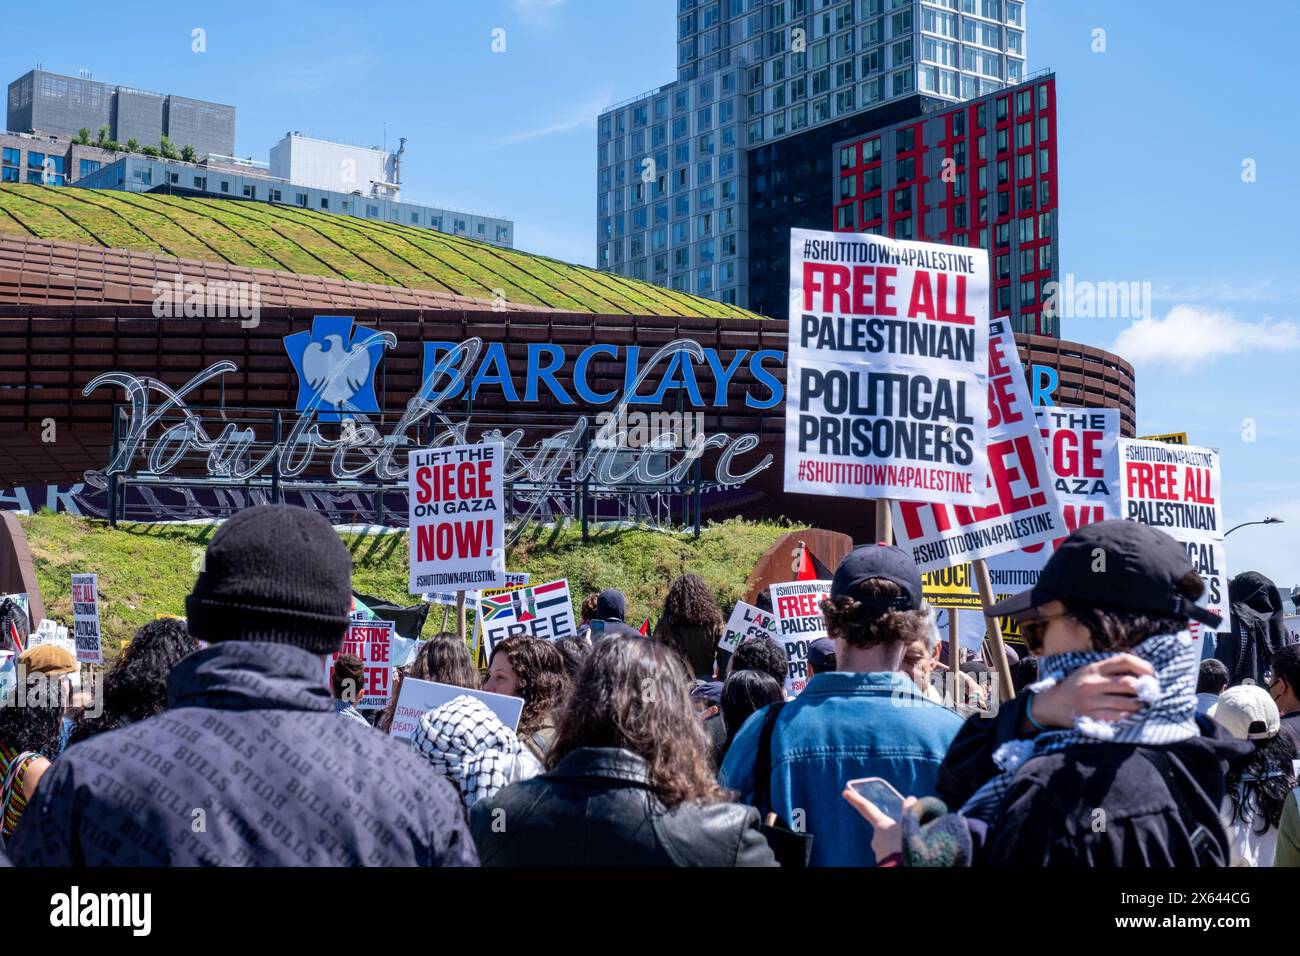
[596,0,1027,311]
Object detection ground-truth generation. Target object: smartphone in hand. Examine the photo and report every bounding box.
[845,776,905,822]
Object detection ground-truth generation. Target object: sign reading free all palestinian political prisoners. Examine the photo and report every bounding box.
[893,318,1064,572]
[70,573,103,664]
[477,578,577,655]
[718,601,778,654]
[1118,439,1228,630]
[770,580,831,697]
[325,617,394,709]
[784,228,990,506]
[408,443,505,595]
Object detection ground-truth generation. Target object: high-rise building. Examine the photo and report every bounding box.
[6,69,236,159]
[596,0,1028,311]
[831,74,1058,335]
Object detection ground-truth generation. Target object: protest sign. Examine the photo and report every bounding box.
[922,563,982,610]
[770,579,831,696]
[983,406,1122,589]
[893,317,1064,572]
[1119,439,1228,630]
[718,601,778,654]
[932,607,988,652]
[477,578,577,655]
[1139,432,1188,445]
[29,618,75,657]
[784,228,990,506]
[408,442,505,595]
[426,572,529,608]
[388,677,525,742]
[71,573,103,664]
[1285,615,1300,644]
[325,617,395,709]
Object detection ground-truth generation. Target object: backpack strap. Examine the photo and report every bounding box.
[1137,747,1221,867]
[753,701,786,824]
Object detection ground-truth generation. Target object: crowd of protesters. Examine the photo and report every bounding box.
[0,502,1296,867]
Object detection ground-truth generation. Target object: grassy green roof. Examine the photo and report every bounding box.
[0,183,762,319]
[20,512,791,654]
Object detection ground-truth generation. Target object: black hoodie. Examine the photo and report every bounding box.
[1215,571,1288,687]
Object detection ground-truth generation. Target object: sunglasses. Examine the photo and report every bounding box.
[1018,609,1073,652]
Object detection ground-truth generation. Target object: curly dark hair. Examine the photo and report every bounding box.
[69,617,197,746]
[376,632,480,732]
[580,593,600,624]
[728,635,788,684]
[1022,571,1207,654]
[820,578,928,650]
[661,574,724,631]
[548,636,728,808]
[1226,732,1297,833]
[489,636,568,737]
[0,674,65,758]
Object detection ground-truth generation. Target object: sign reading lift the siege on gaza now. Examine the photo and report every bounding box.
[784,227,990,506]
[407,442,506,595]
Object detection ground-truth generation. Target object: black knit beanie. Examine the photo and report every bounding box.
[185,505,353,654]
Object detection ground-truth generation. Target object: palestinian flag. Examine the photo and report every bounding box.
[639,617,651,637]
[796,544,834,581]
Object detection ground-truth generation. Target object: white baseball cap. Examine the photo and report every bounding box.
[1209,685,1281,741]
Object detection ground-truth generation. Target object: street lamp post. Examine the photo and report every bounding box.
[1224,517,1284,537]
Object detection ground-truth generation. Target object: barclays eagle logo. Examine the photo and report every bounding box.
[284,316,396,422]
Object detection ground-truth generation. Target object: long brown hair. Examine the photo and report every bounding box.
[377,632,480,732]
[547,636,728,808]
[661,574,724,631]
[488,636,567,737]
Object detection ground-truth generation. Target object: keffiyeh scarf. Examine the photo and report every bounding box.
[413,695,540,810]
[959,631,1201,825]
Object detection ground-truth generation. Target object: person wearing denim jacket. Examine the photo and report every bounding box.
[719,544,963,867]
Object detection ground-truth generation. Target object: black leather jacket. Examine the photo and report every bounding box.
[469,747,777,866]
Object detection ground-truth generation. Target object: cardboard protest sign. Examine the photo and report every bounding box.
[770,579,831,696]
[718,601,778,654]
[388,678,525,742]
[1119,439,1228,630]
[71,573,103,664]
[408,442,505,595]
[477,578,577,655]
[893,317,1064,572]
[785,228,990,506]
[325,617,395,709]
[426,572,529,608]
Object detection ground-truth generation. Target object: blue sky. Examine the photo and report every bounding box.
[4,0,1296,594]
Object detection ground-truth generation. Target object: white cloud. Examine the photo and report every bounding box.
[1110,304,1300,369]
[511,0,565,26]
[496,90,611,146]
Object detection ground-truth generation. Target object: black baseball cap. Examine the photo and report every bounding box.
[987,520,1222,628]
[830,543,923,613]
[807,638,837,670]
